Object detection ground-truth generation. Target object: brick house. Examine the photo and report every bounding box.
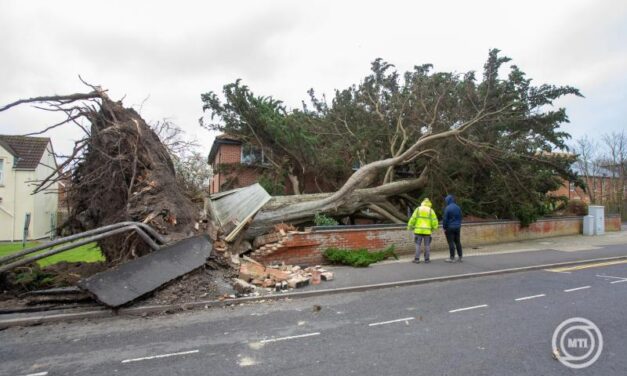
[207,134,339,194]
[208,134,266,194]
[550,165,626,205]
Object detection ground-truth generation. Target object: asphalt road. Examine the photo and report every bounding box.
[1,260,626,376]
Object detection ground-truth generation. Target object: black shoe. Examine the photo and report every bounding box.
[424,259,431,264]
[444,258,455,263]
[412,259,421,264]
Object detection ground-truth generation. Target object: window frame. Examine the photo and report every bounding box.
[240,144,268,166]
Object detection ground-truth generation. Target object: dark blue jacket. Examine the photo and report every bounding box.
[443,195,462,230]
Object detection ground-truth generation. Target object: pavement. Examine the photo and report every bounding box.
[1,245,626,375]
[302,229,627,291]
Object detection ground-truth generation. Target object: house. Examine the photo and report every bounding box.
[0,135,59,241]
[551,165,627,205]
[208,134,340,195]
[207,134,266,194]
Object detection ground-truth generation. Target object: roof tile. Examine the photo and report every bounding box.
[0,135,50,170]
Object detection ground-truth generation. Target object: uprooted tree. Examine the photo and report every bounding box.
[0,86,198,263]
[202,49,582,236]
[0,49,584,259]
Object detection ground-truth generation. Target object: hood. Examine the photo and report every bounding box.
[421,198,432,208]
[445,195,456,206]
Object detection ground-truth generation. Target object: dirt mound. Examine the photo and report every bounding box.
[143,264,236,306]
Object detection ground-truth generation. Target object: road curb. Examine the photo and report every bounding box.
[2,254,626,329]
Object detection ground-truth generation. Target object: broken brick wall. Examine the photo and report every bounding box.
[253,215,622,266]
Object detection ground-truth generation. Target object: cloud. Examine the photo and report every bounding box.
[0,0,625,155]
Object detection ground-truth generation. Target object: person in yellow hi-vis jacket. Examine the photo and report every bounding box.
[407,198,439,264]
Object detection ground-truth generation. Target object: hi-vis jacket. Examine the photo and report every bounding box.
[407,199,439,235]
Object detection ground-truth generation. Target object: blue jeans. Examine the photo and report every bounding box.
[414,234,431,260]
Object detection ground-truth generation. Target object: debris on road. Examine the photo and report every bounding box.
[78,235,213,307]
[232,258,333,295]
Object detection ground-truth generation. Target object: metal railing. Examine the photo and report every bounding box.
[0,222,166,274]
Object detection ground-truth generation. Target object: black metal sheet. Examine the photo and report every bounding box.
[78,235,212,307]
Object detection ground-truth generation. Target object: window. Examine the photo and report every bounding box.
[0,158,4,185]
[241,145,267,165]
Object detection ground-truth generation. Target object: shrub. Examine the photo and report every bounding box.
[564,200,588,216]
[314,213,339,226]
[323,245,398,267]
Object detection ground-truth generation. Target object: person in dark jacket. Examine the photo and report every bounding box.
[443,194,463,262]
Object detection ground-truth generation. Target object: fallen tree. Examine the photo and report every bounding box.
[203,50,582,236]
[245,107,506,237]
[0,84,198,263]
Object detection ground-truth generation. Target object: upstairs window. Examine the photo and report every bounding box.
[241,145,267,165]
[0,158,4,185]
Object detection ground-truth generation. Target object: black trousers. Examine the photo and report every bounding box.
[445,228,463,259]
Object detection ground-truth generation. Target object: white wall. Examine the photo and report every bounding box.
[13,169,36,241]
[0,142,58,241]
[0,147,16,241]
[31,143,58,239]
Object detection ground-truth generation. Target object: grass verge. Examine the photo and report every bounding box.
[0,241,104,267]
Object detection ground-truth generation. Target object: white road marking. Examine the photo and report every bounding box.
[596,274,627,284]
[238,356,258,367]
[368,317,415,327]
[248,341,264,350]
[449,304,488,313]
[515,294,546,301]
[21,372,48,376]
[564,286,591,292]
[596,274,627,280]
[121,350,200,364]
[260,332,320,343]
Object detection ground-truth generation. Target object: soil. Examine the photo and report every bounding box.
[59,95,198,264]
[1,258,238,310]
[141,262,237,306]
[0,261,107,309]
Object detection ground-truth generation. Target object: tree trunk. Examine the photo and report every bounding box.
[245,105,508,237]
[287,173,301,195]
[246,170,428,238]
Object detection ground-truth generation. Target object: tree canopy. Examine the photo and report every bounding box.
[201,49,582,226]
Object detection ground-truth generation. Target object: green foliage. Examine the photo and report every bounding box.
[324,245,398,267]
[314,213,339,226]
[201,49,582,223]
[201,81,321,192]
[258,172,286,196]
[12,267,55,289]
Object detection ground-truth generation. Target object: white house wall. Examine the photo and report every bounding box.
[0,147,16,241]
[13,169,36,240]
[0,142,58,241]
[32,143,58,239]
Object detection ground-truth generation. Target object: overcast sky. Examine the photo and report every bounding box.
[1,0,625,156]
